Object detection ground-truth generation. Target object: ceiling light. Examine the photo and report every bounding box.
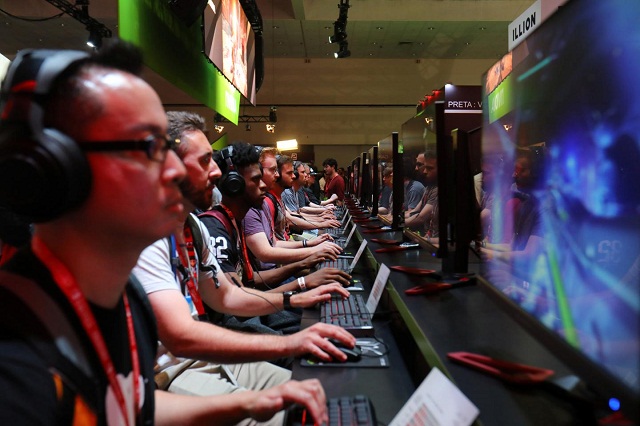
[214,124,224,133]
[86,26,102,49]
[334,41,350,58]
[266,124,275,133]
[277,139,298,151]
[245,124,251,131]
[329,31,347,44]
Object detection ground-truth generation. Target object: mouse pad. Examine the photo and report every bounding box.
[300,338,390,368]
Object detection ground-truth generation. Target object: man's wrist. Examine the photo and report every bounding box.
[283,291,295,309]
[297,276,306,291]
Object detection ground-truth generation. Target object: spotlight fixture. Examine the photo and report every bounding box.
[266,124,275,133]
[245,124,252,131]
[329,30,347,44]
[269,106,277,123]
[330,0,351,56]
[214,124,225,133]
[86,25,102,49]
[43,1,112,50]
[334,41,351,59]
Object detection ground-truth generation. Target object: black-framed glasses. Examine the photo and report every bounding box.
[78,134,178,162]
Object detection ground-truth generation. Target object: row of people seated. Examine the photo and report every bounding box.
[134,112,369,425]
[378,151,440,242]
[0,41,360,426]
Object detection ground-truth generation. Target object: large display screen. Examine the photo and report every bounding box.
[203,0,257,104]
[481,0,639,415]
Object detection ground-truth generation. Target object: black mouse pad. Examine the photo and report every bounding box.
[300,338,390,368]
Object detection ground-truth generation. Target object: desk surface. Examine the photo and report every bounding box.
[296,213,586,425]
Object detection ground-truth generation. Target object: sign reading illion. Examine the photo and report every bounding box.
[508,0,568,52]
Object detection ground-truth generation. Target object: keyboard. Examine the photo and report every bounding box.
[326,226,347,237]
[335,238,349,249]
[285,395,377,426]
[320,294,373,336]
[318,257,352,271]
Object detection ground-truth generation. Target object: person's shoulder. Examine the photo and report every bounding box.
[0,337,59,421]
[411,179,424,191]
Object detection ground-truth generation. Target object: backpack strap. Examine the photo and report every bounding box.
[198,207,234,237]
[264,192,279,221]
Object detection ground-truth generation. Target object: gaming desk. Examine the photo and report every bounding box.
[294,221,586,425]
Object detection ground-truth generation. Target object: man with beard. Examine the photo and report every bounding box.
[133,114,355,425]
[405,151,439,240]
[243,148,344,270]
[0,43,329,426]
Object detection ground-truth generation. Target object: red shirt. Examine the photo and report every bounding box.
[324,174,345,201]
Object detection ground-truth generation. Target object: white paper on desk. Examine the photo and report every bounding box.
[389,367,479,426]
[365,263,389,315]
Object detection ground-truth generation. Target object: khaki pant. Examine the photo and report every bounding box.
[158,359,291,426]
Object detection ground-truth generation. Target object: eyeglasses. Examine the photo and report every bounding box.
[78,135,178,162]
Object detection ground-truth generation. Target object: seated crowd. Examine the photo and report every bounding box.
[0,40,356,425]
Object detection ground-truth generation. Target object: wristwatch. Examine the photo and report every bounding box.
[283,291,295,309]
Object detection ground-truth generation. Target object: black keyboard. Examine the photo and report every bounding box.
[285,395,377,426]
[326,226,347,237]
[318,257,352,271]
[320,294,373,336]
[335,238,348,249]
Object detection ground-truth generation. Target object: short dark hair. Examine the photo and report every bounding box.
[276,154,293,171]
[166,111,207,159]
[403,155,415,173]
[42,39,145,138]
[322,158,338,169]
[424,150,437,160]
[214,141,260,175]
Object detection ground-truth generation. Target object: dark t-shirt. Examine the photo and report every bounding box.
[0,248,157,426]
[199,211,242,277]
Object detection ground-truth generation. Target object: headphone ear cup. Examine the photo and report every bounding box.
[0,124,91,222]
[218,170,245,197]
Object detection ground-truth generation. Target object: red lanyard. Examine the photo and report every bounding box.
[32,236,139,425]
[175,224,207,316]
[220,205,254,283]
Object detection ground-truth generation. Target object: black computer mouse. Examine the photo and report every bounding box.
[329,339,362,362]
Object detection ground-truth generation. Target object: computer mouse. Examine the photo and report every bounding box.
[329,339,362,362]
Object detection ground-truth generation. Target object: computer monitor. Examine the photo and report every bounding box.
[368,145,380,216]
[480,0,640,420]
[402,84,481,252]
[390,132,403,230]
[359,152,369,207]
[351,156,361,203]
[202,0,259,103]
[376,134,394,219]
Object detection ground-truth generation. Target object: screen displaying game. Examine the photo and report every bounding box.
[481,0,639,413]
[203,0,257,103]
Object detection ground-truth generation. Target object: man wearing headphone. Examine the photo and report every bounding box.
[282,161,337,218]
[133,114,357,419]
[243,149,343,272]
[276,155,341,234]
[0,41,331,425]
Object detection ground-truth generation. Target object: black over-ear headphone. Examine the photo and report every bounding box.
[292,160,301,180]
[275,154,283,183]
[218,146,245,197]
[0,49,91,222]
[254,145,264,173]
